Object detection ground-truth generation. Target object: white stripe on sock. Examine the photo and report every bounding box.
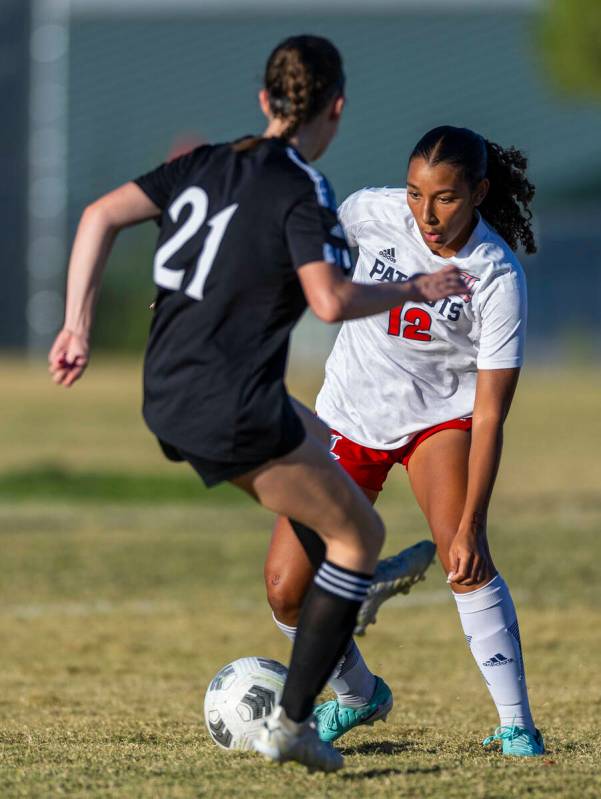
[316,569,369,597]
[321,562,371,587]
[315,563,370,602]
[314,574,367,601]
[319,563,371,592]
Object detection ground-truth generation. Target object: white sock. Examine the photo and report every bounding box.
[272,612,376,708]
[453,575,535,731]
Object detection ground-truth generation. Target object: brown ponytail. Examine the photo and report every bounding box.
[264,35,345,139]
[480,140,536,254]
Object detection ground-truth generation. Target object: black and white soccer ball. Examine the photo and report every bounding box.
[204,657,288,750]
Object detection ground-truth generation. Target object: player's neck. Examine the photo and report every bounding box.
[263,120,320,162]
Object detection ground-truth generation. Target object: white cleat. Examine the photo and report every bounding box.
[355,540,437,635]
[252,705,344,773]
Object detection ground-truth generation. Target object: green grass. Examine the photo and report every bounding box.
[0,464,245,504]
[1,361,600,797]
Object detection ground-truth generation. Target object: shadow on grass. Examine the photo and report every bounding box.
[343,764,443,780]
[340,739,445,779]
[340,739,414,757]
[0,463,247,505]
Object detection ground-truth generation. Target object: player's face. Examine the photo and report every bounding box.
[406,157,488,258]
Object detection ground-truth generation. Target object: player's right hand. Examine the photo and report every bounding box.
[406,265,468,303]
[48,328,89,387]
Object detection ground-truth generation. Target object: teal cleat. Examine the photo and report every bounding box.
[314,677,393,743]
[482,725,545,757]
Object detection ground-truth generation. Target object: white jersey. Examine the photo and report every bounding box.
[315,187,527,449]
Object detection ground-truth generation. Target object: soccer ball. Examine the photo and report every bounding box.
[204,657,287,750]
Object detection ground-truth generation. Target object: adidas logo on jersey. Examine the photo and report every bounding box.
[378,247,396,263]
[482,653,514,667]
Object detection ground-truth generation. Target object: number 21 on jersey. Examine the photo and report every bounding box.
[388,305,432,341]
[153,186,238,300]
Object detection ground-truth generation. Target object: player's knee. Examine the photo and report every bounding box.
[265,570,305,626]
[432,524,497,587]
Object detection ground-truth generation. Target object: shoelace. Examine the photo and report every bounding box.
[482,724,530,747]
[315,701,342,732]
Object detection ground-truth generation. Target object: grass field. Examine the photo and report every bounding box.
[1,359,600,798]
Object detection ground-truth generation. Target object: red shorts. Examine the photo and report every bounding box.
[330,418,472,493]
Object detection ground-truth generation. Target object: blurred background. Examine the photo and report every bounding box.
[2,0,601,361]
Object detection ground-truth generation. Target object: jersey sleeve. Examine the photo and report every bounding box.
[133,147,207,210]
[285,190,351,273]
[337,191,365,247]
[476,268,527,370]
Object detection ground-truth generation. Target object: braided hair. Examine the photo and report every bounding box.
[409,126,537,254]
[264,35,345,139]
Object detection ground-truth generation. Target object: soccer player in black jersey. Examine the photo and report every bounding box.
[48,35,466,772]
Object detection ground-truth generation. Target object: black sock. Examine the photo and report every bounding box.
[289,519,326,570]
[280,560,372,723]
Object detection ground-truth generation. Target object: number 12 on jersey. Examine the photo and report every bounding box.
[154,186,238,301]
[388,306,433,341]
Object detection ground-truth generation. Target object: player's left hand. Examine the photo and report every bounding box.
[48,328,90,387]
[446,521,492,586]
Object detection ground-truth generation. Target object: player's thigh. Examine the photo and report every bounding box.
[406,428,472,574]
[233,434,384,568]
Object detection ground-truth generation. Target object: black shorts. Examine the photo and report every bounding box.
[157,425,306,488]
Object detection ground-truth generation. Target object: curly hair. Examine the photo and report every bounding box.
[481,140,536,254]
[409,126,537,254]
[264,35,345,139]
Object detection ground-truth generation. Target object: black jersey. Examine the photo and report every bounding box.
[134,137,350,463]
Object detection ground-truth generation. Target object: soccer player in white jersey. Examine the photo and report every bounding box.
[264,126,545,757]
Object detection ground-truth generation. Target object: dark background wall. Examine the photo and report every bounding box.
[0,1,29,348]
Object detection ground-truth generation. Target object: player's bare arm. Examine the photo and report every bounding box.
[447,367,521,586]
[48,182,160,387]
[297,260,467,323]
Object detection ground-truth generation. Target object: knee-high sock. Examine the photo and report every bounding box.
[280,560,372,722]
[453,574,535,731]
[273,613,376,708]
